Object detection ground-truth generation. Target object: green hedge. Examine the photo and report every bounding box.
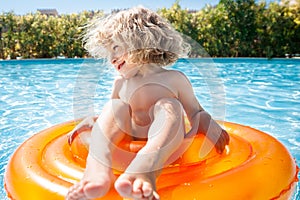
[0,0,299,59]
[159,0,299,58]
[0,11,103,59]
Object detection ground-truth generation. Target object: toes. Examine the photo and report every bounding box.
[115,178,133,197]
[132,179,143,198]
[115,176,159,200]
[66,182,85,200]
[142,181,153,197]
[83,182,108,198]
[131,179,159,200]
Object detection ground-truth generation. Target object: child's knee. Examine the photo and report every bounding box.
[100,99,132,133]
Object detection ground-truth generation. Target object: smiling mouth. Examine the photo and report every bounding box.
[117,61,125,70]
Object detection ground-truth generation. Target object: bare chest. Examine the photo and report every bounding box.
[119,78,178,111]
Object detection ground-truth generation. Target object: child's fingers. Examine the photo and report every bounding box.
[67,124,93,145]
[67,129,79,145]
[67,117,98,145]
[223,129,230,144]
[216,130,229,154]
[216,138,225,154]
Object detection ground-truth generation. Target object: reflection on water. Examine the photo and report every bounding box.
[0,58,299,199]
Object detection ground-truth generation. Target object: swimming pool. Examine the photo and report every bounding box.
[0,58,299,199]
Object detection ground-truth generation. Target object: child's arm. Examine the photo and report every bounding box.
[67,116,97,145]
[187,110,229,153]
[175,71,229,153]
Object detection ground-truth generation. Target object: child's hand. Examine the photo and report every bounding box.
[201,127,229,155]
[67,116,98,145]
[215,129,230,153]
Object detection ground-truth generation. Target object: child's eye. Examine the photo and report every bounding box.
[113,45,119,51]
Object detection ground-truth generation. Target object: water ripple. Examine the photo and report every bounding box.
[0,58,299,199]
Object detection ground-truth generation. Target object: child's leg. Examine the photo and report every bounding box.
[115,98,185,200]
[66,99,132,200]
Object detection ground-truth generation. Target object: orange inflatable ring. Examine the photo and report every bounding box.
[4,119,299,200]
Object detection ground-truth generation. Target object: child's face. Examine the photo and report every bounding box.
[108,43,140,79]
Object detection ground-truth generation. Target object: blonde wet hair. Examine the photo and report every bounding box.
[83,6,190,66]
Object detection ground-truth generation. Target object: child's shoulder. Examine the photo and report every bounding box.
[164,69,192,87]
[165,69,189,80]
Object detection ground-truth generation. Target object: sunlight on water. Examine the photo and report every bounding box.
[0,58,299,199]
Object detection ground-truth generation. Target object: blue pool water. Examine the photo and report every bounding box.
[0,58,299,199]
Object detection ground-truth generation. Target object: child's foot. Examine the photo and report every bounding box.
[66,179,110,200]
[66,155,115,200]
[115,173,160,200]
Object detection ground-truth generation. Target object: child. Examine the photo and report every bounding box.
[66,6,229,200]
